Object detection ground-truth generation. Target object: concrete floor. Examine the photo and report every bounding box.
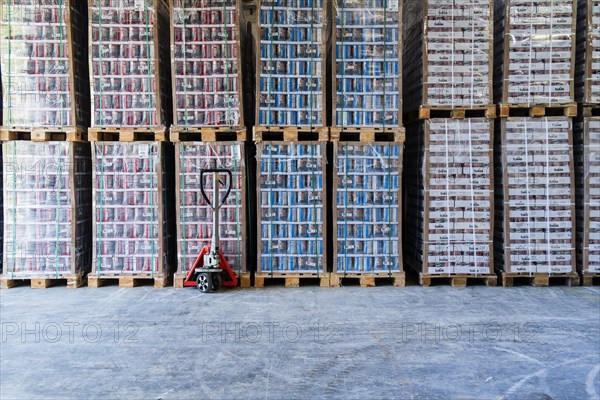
[0,285,599,400]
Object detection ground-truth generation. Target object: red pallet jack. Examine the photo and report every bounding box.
[183,169,238,293]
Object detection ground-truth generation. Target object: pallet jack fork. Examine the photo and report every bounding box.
[183,169,238,292]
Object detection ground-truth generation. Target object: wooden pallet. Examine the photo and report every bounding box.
[253,126,329,142]
[254,272,330,288]
[580,105,600,118]
[405,106,496,122]
[89,127,168,142]
[420,273,498,287]
[498,103,578,118]
[329,127,405,143]
[0,126,87,142]
[170,126,246,142]
[172,272,251,288]
[0,273,86,289]
[330,272,405,287]
[87,273,171,288]
[499,272,580,287]
[580,273,600,287]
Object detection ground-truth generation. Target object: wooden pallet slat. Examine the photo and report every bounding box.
[329,273,405,288]
[581,273,600,287]
[0,127,87,142]
[499,272,581,287]
[419,273,498,287]
[329,127,405,143]
[253,126,329,142]
[406,106,496,122]
[89,127,168,142]
[170,127,246,142]
[254,273,331,288]
[498,103,578,118]
[0,273,86,289]
[580,105,600,118]
[87,273,171,289]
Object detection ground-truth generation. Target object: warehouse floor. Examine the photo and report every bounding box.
[1,285,599,400]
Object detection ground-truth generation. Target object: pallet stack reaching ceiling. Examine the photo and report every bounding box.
[0,0,92,289]
[253,0,329,288]
[493,0,580,287]
[403,0,497,287]
[329,0,405,288]
[575,0,600,286]
[88,0,175,288]
[170,0,249,288]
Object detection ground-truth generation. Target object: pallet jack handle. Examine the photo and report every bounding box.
[199,169,233,210]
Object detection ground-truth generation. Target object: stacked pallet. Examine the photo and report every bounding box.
[254,0,328,287]
[90,141,175,288]
[494,118,579,286]
[403,0,495,118]
[494,0,578,116]
[170,1,248,288]
[0,0,90,134]
[576,0,600,105]
[575,118,600,285]
[0,0,92,289]
[404,119,497,287]
[1,141,92,288]
[256,0,325,129]
[329,0,404,287]
[89,0,171,139]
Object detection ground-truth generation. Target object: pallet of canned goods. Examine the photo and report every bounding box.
[333,0,401,127]
[494,117,579,286]
[256,139,327,285]
[574,117,600,285]
[90,141,175,288]
[494,0,577,107]
[89,0,171,128]
[173,141,248,288]
[0,0,90,129]
[403,0,493,114]
[1,141,92,288]
[404,119,496,286]
[576,0,600,104]
[257,0,326,127]
[171,0,244,129]
[330,131,405,287]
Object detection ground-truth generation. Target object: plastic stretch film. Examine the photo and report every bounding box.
[171,0,243,127]
[576,0,600,103]
[0,0,89,127]
[2,141,92,277]
[403,0,492,109]
[92,142,174,276]
[176,142,246,274]
[496,117,576,274]
[258,142,326,274]
[334,0,401,127]
[495,0,576,105]
[335,142,402,273]
[90,0,171,127]
[258,0,325,126]
[575,117,600,274]
[404,118,493,275]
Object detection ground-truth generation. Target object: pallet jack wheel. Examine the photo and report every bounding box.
[212,273,222,292]
[196,273,212,293]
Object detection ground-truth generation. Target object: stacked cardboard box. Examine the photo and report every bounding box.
[333,0,401,126]
[576,0,600,104]
[495,117,576,274]
[2,141,92,277]
[171,0,243,128]
[575,117,600,275]
[333,142,402,274]
[91,142,175,277]
[404,119,494,275]
[494,0,577,105]
[89,0,171,127]
[0,0,89,128]
[175,142,246,276]
[403,0,493,110]
[257,141,326,274]
[257,0,325,126]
